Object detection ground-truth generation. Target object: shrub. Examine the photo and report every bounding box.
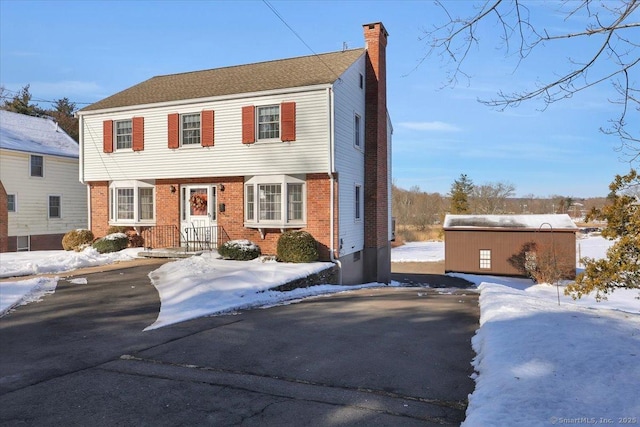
[62,229,94,251]
[107,226,131,234]
[92,233,129,254]
[508,241,575,283]
[218,239,261,261]
[277,230,318,263]
[106,226,144,248]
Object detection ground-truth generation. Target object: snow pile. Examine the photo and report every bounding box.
[0,247,143,278]
[145,252,378,330]
[459,274,640,426]
[0,277,58,314]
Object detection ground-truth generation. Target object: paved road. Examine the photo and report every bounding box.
[0,263,479,426]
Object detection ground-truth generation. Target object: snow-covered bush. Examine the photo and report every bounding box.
[107,226,144,248]
[218,240,261,261]
[62,229,94,251]
[277,230,318,263]
[92,233,129,254]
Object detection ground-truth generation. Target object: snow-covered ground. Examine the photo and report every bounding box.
[1,235,638,425]
[390,240,444,262]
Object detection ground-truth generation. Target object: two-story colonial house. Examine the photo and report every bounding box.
[77,22,392,284]
[0,110,87,252]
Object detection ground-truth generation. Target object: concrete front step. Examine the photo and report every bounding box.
[138,248,205,259]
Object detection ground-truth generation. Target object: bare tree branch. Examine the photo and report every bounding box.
[420,0,640,158]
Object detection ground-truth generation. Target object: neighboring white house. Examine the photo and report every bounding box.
[76,22,392,284]
[0,110,87,252]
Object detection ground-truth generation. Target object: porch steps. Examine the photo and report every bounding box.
[138,247,205,259]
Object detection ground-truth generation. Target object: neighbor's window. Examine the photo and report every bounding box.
[7,194,16,212]
[16,235,30,252]
[354,114,361,148]
[181,113,201,145]
[109,181,155,224]
[115,119,133,150]
[48,195,61,219]
[245,175,306,226]
[479,249,491,269]
[30,155,43,177]
[257,105,280,140]
[355,185,362,220]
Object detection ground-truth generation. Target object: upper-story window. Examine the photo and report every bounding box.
[181,113,201,145]
[257,105,280,140]
[354,114,362,148]
[115,120,132,150]
[30,155,43,177]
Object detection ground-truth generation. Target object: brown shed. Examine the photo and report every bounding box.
[443,214,578,278]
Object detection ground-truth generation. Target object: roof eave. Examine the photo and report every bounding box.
[77,82,334,116]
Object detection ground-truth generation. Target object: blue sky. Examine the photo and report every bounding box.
[0,0,633,198]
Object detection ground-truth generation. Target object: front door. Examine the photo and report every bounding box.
[181,185,217,248]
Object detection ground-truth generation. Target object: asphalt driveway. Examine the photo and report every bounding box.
[0,263,479,426]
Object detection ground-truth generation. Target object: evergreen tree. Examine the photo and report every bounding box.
[566,170,640,300]
[449,174,474,214]
[47,98,79,142]
[2,84,44,116]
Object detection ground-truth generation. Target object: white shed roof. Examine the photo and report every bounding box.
[0,110,78,158]
[443,214,578,231]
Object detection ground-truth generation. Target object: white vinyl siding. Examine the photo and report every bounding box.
[79,88,330,181]
[0,149,87,236]
[333,56,366,257]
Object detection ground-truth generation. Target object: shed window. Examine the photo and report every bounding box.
[479,249,491,269]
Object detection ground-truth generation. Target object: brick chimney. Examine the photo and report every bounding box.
[363,22,391,284]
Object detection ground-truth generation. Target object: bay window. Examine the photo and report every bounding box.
[109,180,155,225]
[245,175,305,228]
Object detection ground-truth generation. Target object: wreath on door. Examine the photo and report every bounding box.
[189,193,208,210]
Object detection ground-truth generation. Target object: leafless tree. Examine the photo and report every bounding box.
[420,0,640,161]
[471,181,516,214]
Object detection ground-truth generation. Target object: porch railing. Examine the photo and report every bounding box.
[140,224,229,252]
[140,225,181,250]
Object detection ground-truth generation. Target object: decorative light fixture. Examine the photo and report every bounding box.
[170,185,176,193]
[219,184,225,191]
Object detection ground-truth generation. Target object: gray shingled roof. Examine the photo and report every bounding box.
[81,49,365,112]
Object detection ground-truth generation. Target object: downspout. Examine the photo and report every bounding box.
[77,113,91,231]
[327,87,342,283]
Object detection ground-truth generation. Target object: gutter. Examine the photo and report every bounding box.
[327,87,342,283]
